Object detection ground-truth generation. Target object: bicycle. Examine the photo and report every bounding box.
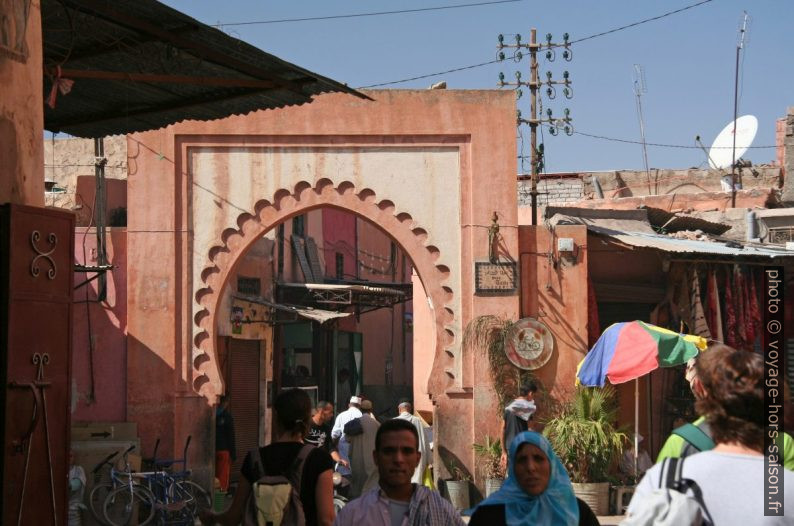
[140,435,211,525]
[101,446,156,526]
[88,449,120,525]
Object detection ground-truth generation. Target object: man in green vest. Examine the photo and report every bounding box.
[657,358,793,470]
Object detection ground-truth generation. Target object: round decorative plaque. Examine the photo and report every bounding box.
[504,317,554,370]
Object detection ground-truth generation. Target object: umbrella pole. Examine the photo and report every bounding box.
[634,378,639,478]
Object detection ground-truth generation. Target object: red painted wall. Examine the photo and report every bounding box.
[322,208,357,280]
[71,227,127,422]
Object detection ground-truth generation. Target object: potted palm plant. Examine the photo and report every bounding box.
[543,385,626,516]
[472,435,505,497]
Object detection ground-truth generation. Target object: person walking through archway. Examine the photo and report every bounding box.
[214,395,236,493]
[394,400,430,484]
[199,388,335,526]
[334,419,463,526]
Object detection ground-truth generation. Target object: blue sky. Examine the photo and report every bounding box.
[160,0,791,173]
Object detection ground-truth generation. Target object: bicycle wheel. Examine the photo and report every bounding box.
[103,485,156,526]
[89,483,114,525]
[180,480,212,516]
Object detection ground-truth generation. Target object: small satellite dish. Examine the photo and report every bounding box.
[708,115,758,169]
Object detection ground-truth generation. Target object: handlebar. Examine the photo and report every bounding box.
[91,451,119,474]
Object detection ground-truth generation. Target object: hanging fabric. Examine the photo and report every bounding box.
[723,266,738,348]
[744,267,762,348]
[732,265,747,347]
[689,268,711,340]
[704,268,723,344]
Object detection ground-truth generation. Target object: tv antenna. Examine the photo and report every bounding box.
[730,11,751,206]
[632,64,651,194]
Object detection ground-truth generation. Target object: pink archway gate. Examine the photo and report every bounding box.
[192,178,457,401]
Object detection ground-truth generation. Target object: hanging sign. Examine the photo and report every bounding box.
[475,261,517,294]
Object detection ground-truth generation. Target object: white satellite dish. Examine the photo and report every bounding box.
[708,114,758,169]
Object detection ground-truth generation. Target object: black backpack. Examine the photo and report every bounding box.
[243,444,313,526]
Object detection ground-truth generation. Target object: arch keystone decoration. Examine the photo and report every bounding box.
[191,180,459,400]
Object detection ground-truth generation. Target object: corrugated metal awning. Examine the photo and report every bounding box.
[42,0,368,138]
[233,294,349,324]
[588,225,794,259]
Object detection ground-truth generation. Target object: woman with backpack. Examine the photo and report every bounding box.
[624,345,794,524]
[200,388,335,526]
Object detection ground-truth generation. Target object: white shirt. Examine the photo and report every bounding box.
[331,406,362,477]
[628,450,794,525]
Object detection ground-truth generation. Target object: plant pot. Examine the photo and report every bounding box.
[572,482,610,516]
[446,480,470,511]
[484,478,503,497]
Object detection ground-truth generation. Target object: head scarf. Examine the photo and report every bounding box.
[474,431,579,526]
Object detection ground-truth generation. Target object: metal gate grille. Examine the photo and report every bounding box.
[228,339,260,483]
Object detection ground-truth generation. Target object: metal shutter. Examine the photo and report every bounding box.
[228,339,261,483]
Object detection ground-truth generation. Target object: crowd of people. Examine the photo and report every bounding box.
[197,343,793,526]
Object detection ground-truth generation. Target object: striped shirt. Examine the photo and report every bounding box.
[334,484,464,526]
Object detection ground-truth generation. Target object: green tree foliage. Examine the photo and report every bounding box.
[543,386,627,483]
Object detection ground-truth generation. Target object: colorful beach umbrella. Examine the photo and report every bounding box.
[577,321,708,387]
[576,321,708,478]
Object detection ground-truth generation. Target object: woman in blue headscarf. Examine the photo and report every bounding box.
[469,431,599,526]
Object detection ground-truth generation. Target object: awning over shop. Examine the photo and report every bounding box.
[587,225,794,259]
[233,294,350,324]
[42,0,368,138]
[546,207,793,260]
[277,282,412,310]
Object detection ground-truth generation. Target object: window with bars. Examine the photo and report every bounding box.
[237,276,261,296]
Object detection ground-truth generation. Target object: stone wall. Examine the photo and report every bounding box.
[518,177,584,206]
[582,165,781,199]
[43,136,127,209]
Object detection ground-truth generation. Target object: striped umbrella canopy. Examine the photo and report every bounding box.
[577,321,708,387]
[576,320,708,477]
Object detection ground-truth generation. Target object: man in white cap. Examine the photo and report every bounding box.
[331,395,363,495]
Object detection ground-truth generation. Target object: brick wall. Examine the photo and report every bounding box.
[518,177,584,206]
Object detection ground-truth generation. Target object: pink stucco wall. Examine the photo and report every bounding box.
[321,208,357,279]
[73,175,128,227]
[126,89,519,486]
[72,227,127,422]
[519,225,589,407]
[0,3,44,206]
[412,270,434,413]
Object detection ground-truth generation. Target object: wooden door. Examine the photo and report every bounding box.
[1,204,74,525]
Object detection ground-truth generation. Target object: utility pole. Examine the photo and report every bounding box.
[498,30,573,225]
[730,11,750,208]
[632,64,652,195]
[529,29,539,225]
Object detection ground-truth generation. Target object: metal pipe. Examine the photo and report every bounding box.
[746,210,758,241]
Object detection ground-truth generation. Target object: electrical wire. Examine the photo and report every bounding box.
[565,0,714,46]
[357,0,715,87]
[358,59,501,88]
[214,0,524,27]
[572,130,776,149]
